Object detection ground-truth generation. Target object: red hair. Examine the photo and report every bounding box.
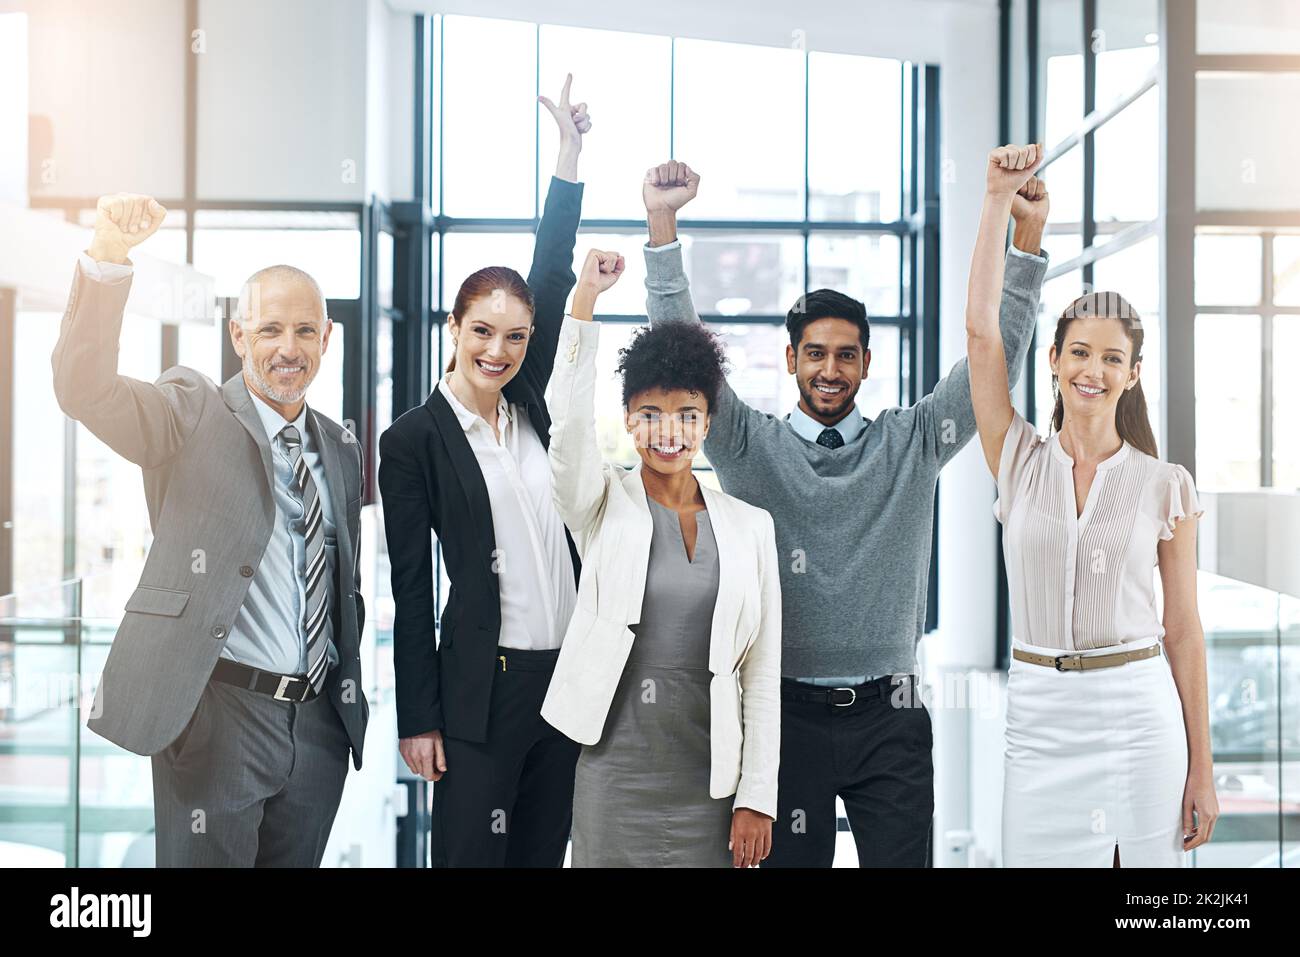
[446,267,534,373]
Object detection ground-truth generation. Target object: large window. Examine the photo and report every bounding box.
[1029,0,1161,442]
[391,12,940,663]
[421,14,926,458]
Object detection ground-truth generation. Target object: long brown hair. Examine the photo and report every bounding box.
[1050,290,1158,458]
[445,266,534,373]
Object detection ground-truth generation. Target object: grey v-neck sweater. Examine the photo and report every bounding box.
[644,242,1047,678]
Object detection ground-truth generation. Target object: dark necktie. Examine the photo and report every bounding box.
[279,424,330,691]
[817,428,844,450]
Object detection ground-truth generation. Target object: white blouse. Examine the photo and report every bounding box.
[993,410,1203,652]
[438,376,576,651]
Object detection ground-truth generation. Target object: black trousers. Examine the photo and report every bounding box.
[764,675,934,867]
[430,646,579,867]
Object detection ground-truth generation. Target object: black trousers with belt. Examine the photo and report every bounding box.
[430,646,580,867]
[764,675,934,868]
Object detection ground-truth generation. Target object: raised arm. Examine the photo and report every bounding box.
[51,193,208,469]
[522,74,590,392]
[548,249,625,540]
[641,162,758,457]
[967,146,1046,477]
[912,154,1048,466]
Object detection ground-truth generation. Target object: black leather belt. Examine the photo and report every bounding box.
[212,657,321,702]
[781,674,912,707]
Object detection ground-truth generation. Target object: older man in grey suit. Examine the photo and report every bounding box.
[52,193,368,867]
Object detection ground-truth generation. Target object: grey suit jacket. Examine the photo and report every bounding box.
[51,264,369,770]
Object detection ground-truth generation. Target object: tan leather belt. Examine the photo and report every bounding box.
[1012,643,1161,672]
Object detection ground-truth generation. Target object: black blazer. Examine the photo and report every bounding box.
[378,177,583,743]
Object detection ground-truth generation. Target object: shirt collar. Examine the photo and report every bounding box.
[438,375,510,433]
[248,388,310,446]
[787,401,865,446]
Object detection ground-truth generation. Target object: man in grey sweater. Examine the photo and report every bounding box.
[640,159,1049,867]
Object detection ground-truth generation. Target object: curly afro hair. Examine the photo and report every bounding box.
[616,321,730,413]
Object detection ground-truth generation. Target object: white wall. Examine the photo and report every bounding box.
[0,12,27,204]
[20,0,186,199]
[196,0,369,201]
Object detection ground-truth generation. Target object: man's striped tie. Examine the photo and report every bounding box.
[279,425,330,692]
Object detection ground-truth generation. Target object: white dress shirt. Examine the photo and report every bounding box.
[437,375,576,651]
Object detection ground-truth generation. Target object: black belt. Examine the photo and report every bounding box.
[780,674,917,708]
[212,657,322,702]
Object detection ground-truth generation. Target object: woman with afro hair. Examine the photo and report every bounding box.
[540,248,782,868]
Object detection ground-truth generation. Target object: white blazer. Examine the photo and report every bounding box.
[540,315,781,819]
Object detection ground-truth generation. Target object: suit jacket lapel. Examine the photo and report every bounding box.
[221,373,275,495]
[425,387,500,595]
[700,483,740,676]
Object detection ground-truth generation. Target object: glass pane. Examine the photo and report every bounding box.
[1195,232,1262,307]
[313,320,345,424]
[574,231,648,316]
[1043,146,1083,251]
[808,232,901,316]
[1093,86,1158,225]
[441,16,537,217]
[537,26,671,220]
[808,53,901,222]
[1195,314,1261,491]
[1092,236,1162,451]
[1193,571,1283,867]
[439,232,534,309]
[1095,0,1159,105]
[12,313,66,610]
[1040,0,1085,144]
[680,232,804,316]
[177,314,223,383]
[672,38,805,220]
[1271,235,1300,306]
[192,211,361,299]
[1274,317,1300,490]
[1198,0,1300,54]
[859,325,901,422]
[1196,73,1300,211]
[1041,227,1083,274]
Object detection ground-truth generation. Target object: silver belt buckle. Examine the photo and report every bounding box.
[273,675,296,701]
[833,687,857,707]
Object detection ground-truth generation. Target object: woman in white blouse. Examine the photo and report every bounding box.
[965,144,1219,867]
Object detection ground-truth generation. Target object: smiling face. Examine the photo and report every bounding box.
[1050,316,1141,422]
[786,317,871,425]
[448,294,533,393]
[230,275,330,413]
[625,387,710,478]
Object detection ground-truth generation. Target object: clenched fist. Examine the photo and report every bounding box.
[89,193,167,264]
[578,248,624,294]
[1012,174,1049,228]
[643,161,700,213]
[986,144,1042,198]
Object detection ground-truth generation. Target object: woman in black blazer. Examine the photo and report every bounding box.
[377,77,590,867]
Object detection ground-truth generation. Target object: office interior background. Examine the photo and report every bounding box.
[0,0,1295,868]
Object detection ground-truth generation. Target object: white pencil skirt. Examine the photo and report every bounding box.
[1002,636,1189,868]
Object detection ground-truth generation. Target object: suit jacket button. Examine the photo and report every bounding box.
[211,625,227,640]
[239,565,254,578]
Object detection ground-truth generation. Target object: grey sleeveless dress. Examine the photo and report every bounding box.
[571,498,733,867]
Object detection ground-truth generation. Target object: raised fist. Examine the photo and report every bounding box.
[578,248,625,294]
[1011,174,1050,227]
[643,161,700,213]
[89,193,167,264]
[986,144,1042,198]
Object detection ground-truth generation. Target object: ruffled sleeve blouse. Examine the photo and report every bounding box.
[993,410,1203,651]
